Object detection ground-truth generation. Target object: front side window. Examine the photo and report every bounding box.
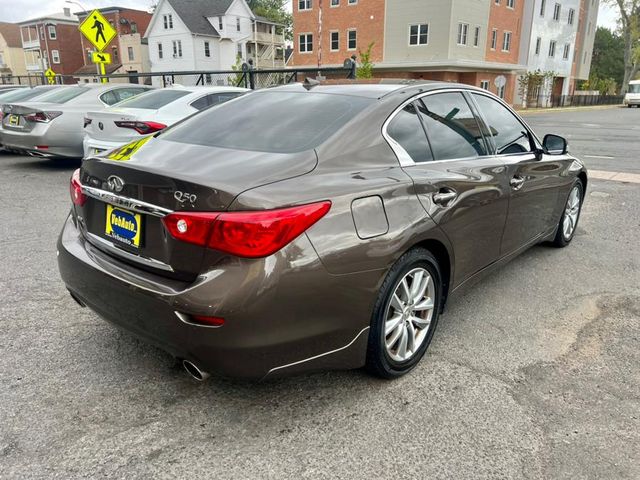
[299,33,313,52]
[409,24,429,46]
[457,23,469,45]
[48,25,56,39]
[387,103,432,163]
[348,29,357,50]
[473,93,532,155]
[418,93,487,160]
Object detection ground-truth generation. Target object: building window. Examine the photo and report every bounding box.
[163,14,173,29]
[480,80,490,90]
[331,0,339,6]
[495,0,500,4]
[457,23,469,45]
[502,31,512,52]
[563,43,570,59]
[157,42,163,59]
[39,26,44,40]
[549,40,556,57]
[491,29,497,50]
[236,17,240,32]
[218,17,224,30]
[568,8,575,25]
[172,40,182,58]
[299,0,312,10]
[535,36,541,55]
[507,0,514,7]
[553,3,561,21]
[51,49,60,64]
[330,31,339,51]
[348,29,357,50]
[128,46,134,61]
[299,33,313,53]
[237,42,243,57]
[409,24,429,46]
[473,26,480,47]
[204,41,210,57]
[540,0,546,16]
[497,84,505,99]
[48,25,56,40]
[131,22,138,33]
[113,48,118,60]
[348,0,357,4]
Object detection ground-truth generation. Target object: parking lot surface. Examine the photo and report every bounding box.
[1,107,639,479]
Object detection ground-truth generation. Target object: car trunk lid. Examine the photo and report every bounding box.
[85,108,161,142]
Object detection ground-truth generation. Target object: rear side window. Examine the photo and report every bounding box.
[386,103,432,163]
[418,93,487,160]
[115,89,192,109]
[100,90,119,105]
[163,91,373,153]
[190,92,244,111]
[114,87,149,102]
[31,87,88,104]
[472,93,532,154]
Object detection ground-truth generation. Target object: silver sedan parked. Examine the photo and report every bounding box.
[1,83,152,158]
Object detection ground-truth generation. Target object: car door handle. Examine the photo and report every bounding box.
[432,189,457,205]
[510,176,525,190]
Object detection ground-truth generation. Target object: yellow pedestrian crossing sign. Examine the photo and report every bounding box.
[79,10,116,51]
[91,51,112,64]
[44,68,56,84]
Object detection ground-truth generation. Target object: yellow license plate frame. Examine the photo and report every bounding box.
[105,204,142,248]
[8,114,19,126]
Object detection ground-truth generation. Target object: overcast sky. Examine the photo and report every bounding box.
[0,0,620,29]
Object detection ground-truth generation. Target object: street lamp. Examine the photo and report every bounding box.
[65,0,89,14]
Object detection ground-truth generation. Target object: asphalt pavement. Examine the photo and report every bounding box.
[0,106,638,479]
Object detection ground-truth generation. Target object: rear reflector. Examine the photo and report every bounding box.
[191,315,225,327]
[69,168,86,206]
[114,120,167,135]
[162,201,331,258]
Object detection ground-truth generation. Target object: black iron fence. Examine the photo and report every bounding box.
[548,94,624,108]
[0,65,356,89]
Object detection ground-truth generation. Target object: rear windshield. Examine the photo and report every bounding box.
[32,87,88,104]
[115,89,192,109]
[162,91,374,153]
[0,86,59,103]
[629,84,640,93]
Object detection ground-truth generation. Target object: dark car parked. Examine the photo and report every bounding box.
[57,81,587,380]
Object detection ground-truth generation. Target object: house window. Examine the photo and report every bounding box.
[347,29,357,50]
[158,42,163,59]
[237,42,243,57]
[549,40,556,57]
[409,24,429,46]
[495,0,500,4]
[540,0,546,16]
[299,0,312,10]
[131,22,138,33]
[299,33,313,53]
[568,8,575,24]
[163,14,173,29]
[553,3,561,21]
[535,37,541,55]
[331,0,339,5]
[502,31,512,52]
[348,0,357,4]
[491,29,497,49]
[507,0,514,8]
[236,17,240,32]
[39,26,44,40]
[51,49,60,64]
[563,43,570,59]
[473,26,480,47]
[128,46,134,61]
[497,84,505,99]
[48,25,56,39]
[204,41,210,57]
[480,80,490,90]
[173,40,182,58]
[218,17,224,30]
[330,31,339,51]
[113,48,118,60]
[457,23,469,45]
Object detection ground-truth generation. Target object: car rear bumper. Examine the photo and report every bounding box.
[2,126,83,158]
[57,214,378,379]
[83,136,131,157]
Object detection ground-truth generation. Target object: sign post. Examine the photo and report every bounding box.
[78,10,117,84]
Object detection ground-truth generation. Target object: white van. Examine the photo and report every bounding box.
[624,80,640,107]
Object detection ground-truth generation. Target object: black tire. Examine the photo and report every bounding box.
[365,248,442,379]
[552,179,584,248]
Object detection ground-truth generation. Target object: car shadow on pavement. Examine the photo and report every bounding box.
[2,155,81,171]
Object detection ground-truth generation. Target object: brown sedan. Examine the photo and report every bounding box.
[57,81,586,380]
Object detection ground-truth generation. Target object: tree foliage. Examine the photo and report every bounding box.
[590,27,625,85]
[605,0,640,92]
[518,70,555,106]
[356,42,375,79]
[246,0,293,40]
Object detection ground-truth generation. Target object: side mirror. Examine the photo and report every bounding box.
[543,134,568,155]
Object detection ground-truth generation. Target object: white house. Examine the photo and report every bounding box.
[144,0,285,86]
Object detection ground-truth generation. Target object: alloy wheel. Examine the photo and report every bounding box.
[563,185,581,240]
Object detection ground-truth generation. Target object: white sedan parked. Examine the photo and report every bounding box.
[82,86,248,157]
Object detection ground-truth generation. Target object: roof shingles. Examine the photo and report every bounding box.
[166,0,235,37]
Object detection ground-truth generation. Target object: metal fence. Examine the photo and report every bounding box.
[0,65,356,89]
[548,94,625,108]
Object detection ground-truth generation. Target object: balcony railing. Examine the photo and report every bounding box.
[22,39,41,49]
[252,31,284,44]
[26,63,43,72]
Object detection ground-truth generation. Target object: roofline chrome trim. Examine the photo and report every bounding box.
[85,232,175,272]
[82,185,173,218]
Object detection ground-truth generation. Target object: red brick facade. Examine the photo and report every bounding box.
[30,22,84,78]
[485,0,523,65]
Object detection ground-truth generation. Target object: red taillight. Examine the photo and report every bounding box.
[70,168,86,206]
[114,120,167,134]
[191,315,225,327]
[162,201,331,258]
[26,111,62,123]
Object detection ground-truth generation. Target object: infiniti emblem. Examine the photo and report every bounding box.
[98,122,104,130]
[106,175,125,193]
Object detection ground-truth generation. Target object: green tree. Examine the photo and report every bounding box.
[246,0,292,40]
[605,0,640,92]
[590,27,625,87]
[356,42,375,79]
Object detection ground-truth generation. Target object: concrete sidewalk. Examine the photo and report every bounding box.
[517,104,622,115]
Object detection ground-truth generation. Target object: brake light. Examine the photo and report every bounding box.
[114,120,167,134]
[69,168,86,206]
[83,117,92,128]
[162,201,331,258]
[191,315,225,327]
[25,111,62,123]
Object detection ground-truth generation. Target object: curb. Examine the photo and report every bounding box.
[517,104,623,115]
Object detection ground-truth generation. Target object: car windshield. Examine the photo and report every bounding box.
[113,89,192,109]
[629,84,640,93]
[32,87,88,104]
[162,91,374,153]
[0,87,58,103]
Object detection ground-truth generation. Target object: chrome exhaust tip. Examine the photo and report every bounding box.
[182,359,210,382]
